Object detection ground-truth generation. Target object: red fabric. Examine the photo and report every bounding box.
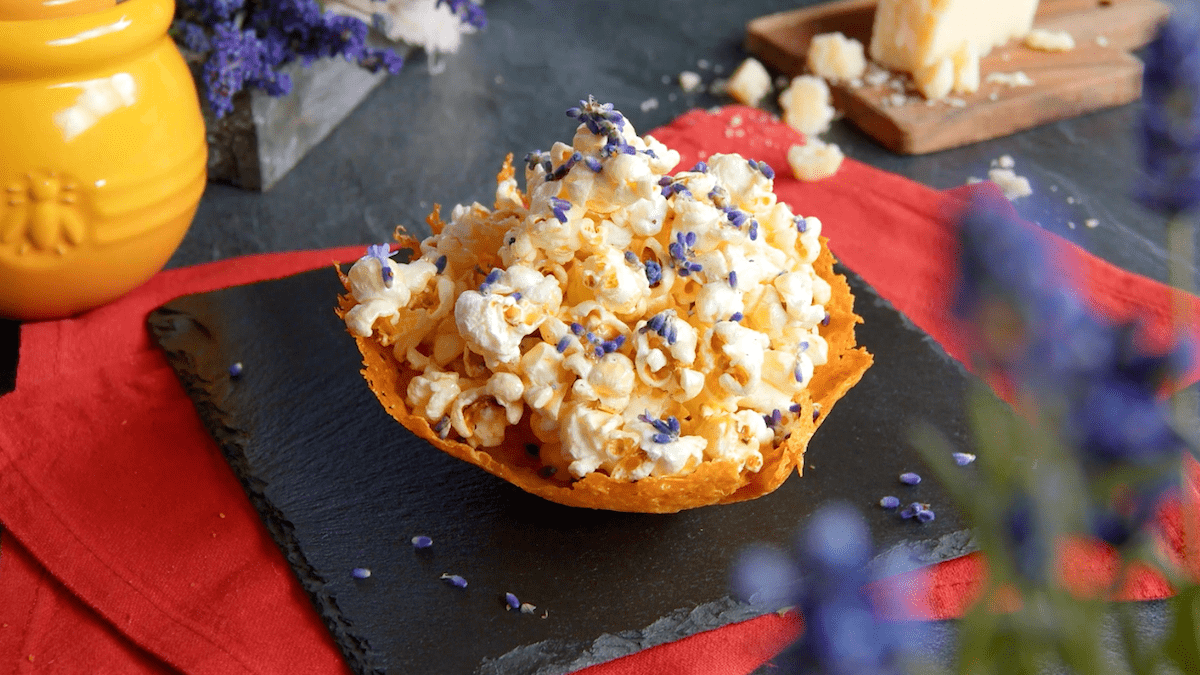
[0,106,1196,674]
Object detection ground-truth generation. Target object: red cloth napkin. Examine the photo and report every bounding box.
[1,106,1196,675]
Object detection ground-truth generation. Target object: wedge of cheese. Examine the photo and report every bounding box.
[870,0,1038,98]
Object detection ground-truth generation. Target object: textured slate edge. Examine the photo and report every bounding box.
[147,308,383,675]
[0,319,16,397]
[479,597,770,675]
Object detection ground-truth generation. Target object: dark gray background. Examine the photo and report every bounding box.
[167,0,1180,286]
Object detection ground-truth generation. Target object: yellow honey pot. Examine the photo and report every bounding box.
[0,0,206,321]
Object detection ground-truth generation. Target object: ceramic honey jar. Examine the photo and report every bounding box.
[0,0,206,321]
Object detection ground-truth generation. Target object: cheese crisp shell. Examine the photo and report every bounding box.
[337,233,872,513]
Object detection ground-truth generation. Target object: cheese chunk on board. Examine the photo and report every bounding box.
[869,0,1039,74]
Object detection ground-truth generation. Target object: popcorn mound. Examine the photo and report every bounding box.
[336,98,872,513]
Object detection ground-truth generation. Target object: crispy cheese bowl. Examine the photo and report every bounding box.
[336,98,872,513]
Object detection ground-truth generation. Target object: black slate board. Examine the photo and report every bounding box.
[0,319,17,397]
[148,265,984,675]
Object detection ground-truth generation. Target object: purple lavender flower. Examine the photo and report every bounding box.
[547,152,582,182]
[733,503,912,675]
[178,0,408,118]
[953,194,1193,547]
[1137,0,1200,214]
[643,259,662,286]
[173,20,212,51]
[436,0,486,29]
[365,243,395,286]
[549,197,571,223]
[440,573,468,588]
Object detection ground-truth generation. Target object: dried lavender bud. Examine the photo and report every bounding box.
[880,496,900,509]
[505,592,520,610]
[412,535,433,549]
[441,573,468,588]
[351,567,371,579]
[953,452,976,466]
[899,472,922,485]
[229,362,244,378]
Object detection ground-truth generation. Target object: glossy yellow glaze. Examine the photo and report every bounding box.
[0,0,115,21]
[0,0,207,321]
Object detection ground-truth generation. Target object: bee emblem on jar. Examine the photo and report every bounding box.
[2,171,87,256]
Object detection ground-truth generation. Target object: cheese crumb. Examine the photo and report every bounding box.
[806,32,867,82]
[1024,28,1075,52]
[988,167,1033,200]
[993,154,1015,169]
[1096,35,1109,47]
[726,57,772,106]
[640,97,659,113]
[679,71,703,93]
[778,75,835,136]
[1085,218,1099,228]
[985,71,1035,88]
[788,138,844,182]
[863,65,890,88]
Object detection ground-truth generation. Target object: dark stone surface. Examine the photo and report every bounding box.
[163,0,1180,285]
[148,264,987,674]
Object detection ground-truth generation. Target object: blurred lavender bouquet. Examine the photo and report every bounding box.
[171,0,485,117]
[733,3,1200,673]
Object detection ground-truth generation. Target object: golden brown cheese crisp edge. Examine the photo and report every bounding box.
[336,235,873,513]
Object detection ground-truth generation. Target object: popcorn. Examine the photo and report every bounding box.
[338,96,872,512]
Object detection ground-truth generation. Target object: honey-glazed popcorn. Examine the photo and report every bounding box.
[337,97,873,512]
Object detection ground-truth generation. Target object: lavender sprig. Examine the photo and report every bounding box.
[174,0,414,118]
[732,503,915,674]
[1137,0,1200,215]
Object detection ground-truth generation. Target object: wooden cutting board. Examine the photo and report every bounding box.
[746,0,1172,154]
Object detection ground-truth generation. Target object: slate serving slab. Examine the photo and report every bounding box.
[148,264,985,675]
